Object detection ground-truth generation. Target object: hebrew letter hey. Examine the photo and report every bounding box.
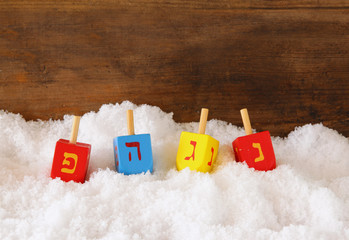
[125,142,141,161]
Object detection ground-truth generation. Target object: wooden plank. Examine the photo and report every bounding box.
[1,0,349,9]
[0,2,348,137]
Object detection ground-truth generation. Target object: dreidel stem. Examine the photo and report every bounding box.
[240,108,253,135]
[198,108,209,134]
[70,116,81,144]
[127,110,135,135]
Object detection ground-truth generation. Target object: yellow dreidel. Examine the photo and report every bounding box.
[176,108,219,172]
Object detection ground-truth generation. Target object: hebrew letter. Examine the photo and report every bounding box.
[115,146,119,166]
[252,143,264,162]
[208,147,214,166]
[184,141,197,161]
[61,152,78,174]
[125,142,141,161]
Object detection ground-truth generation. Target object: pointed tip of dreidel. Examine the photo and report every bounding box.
[127,109,135,135]
[198,108,209,135]
[69,116,81,144]
[240,108,253,135]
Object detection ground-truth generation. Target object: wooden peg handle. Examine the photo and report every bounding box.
[198,108,209,134]
[127,110,135,135]
[69,116,81,144]
[240,108,253,135]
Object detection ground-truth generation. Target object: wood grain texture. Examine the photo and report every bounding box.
[0,1,348,137]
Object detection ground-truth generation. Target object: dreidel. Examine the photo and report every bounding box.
[176,108,219,173]
[232,108,276,171]
[113,110,153,175]
[51,116,91,183]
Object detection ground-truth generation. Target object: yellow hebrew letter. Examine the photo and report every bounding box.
[252,143,264,162]
[61,152,78,174]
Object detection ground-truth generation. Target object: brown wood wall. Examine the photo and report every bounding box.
[0,1,348,137]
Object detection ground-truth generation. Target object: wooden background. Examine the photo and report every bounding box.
[0,0,348,137]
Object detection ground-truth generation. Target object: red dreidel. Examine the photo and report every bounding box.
[51,116,91,183]
[232,108,276,171]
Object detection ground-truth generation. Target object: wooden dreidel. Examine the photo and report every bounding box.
[113,110,153,175]
[51,116,91,183]
[232,108,276,171]
[176,108,219,173]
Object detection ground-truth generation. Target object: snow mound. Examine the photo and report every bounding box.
[0,101,348,239]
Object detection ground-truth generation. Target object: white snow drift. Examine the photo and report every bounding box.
[0,101,348,240]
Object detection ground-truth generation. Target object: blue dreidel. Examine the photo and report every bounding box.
[113,110,153,175]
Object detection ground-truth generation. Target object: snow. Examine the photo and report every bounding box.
[0,101,348,240]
